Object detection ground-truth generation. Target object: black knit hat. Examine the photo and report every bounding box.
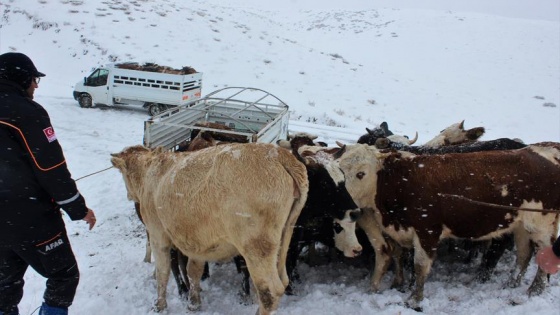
[0,52,46,89]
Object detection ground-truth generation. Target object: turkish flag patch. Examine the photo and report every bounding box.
[43,126,57,143]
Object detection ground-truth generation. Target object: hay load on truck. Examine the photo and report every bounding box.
[143,87,290,151]
[72,62,202,116]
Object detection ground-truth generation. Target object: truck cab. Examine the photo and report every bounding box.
[73,67,111,108]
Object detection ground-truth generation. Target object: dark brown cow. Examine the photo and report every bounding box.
[336,143,560,310]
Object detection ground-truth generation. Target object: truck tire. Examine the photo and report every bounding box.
[148,103,162,116]
[148,104,168,116]
[79,94,93,108]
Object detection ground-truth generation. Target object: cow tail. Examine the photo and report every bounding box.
[276,151,309,278]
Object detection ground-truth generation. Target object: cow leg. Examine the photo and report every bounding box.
[170,248,188,298]
[134,202,152,263]
[476,235,512,282]
[357,213,391,293]
[234,256,252,304]
[406,235,438,312]
[389,241,406,292]
[143,232,152,263]
[528,268,548,296]
[186,258,206,311]
[527,218,559,296]
[285,226,304,295]
[150,235,172,312]
[242,255,285,315]
[507,227,533,288]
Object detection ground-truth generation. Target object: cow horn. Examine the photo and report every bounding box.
[459,120,465,130]
[336,141,345,148]
[366,127,375,135]
[408,131,418,145]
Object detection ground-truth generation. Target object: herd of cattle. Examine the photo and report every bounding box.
[110,120,560,314]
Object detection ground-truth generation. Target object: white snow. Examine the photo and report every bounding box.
[0,0,559,314]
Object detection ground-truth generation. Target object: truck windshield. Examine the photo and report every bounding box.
[85,69,109,87]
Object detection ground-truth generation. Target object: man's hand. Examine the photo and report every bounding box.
[82,208,97,230]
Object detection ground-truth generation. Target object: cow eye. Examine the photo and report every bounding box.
[333,222,343,234]
[356,171,365,179]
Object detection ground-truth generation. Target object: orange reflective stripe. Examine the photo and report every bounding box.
[0,120,66,171]
[35,232,62,247]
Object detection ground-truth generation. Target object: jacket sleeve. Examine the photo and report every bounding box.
[13,99,88,221]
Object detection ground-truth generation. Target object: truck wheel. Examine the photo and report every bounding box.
[148,103,162,116]
[79,94,93,108]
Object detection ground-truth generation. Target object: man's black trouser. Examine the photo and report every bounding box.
[0,232,79,313]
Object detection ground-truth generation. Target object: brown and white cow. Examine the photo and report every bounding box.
[422,120,485,147]
[111,143,309,314]
[334,143,560,310]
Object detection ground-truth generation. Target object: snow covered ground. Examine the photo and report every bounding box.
[0,0,559,314]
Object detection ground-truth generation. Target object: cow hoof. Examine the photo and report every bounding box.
[405,294,423,312]
[528,283,545,297]
[506,278,521,289]
[152,300,167,312]
[392,286,406,293]
[404,301,423,312]
[475,270,491,283]
[237,291,252,305]
[188,301,201,311]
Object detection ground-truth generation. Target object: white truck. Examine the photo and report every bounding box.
[73,62,203,116]
[143,87,290,150]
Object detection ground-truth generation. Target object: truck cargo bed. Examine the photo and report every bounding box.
[143,87,290,150]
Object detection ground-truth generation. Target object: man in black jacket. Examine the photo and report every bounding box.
[0,52,96,315]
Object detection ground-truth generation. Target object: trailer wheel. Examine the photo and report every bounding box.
[78,94,93,108]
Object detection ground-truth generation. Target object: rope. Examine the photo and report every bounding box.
[75,166,114,181]
[439,193,560,214]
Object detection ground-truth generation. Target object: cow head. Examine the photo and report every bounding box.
[187,131,218,151]
[110,145,163,202]
[277,132,326,153]
[332,143,387,211]
[424,120,485,147]
[357,122,417,147]
[298,145,363,257]
[333,209,363,257]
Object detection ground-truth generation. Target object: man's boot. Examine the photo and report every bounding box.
[38,303,68,315]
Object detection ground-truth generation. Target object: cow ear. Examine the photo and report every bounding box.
[373,150,391,160]
[277,139,292,149]
[301,155,319,167]
[110,156,126,170]
[298,146,315,158]
[332,145,346,159]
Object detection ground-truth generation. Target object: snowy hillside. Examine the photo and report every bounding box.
[0,0,559,314]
